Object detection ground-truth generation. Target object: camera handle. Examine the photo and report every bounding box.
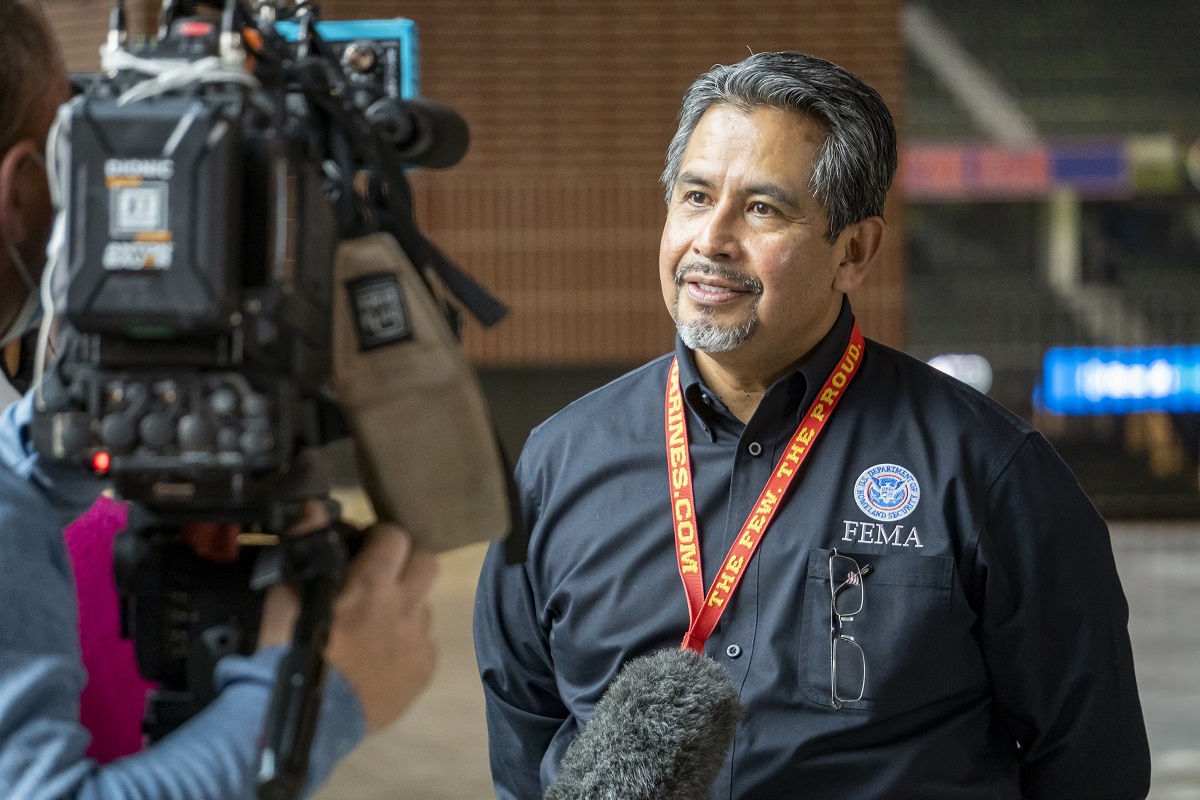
[251,517,358,800]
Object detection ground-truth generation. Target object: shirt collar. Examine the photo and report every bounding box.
[787,294,857,416]
[674,296,857,438]
[0,390,107,525]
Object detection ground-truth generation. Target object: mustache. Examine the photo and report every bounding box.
[674,261,763,295]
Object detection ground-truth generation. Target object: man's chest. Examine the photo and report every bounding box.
[534,422,985,717]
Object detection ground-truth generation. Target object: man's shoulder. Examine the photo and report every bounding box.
[0,450,52,512]
[862,340,1035,442]
[524,353,674,450]
[0,455,65,562]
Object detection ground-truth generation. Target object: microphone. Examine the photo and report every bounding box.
[366,97,470,169]
[544,648,742,800]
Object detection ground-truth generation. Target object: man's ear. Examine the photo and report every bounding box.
[831,216,886,294]
[0,138,42,247]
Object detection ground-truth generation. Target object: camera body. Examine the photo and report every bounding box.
[27,8,504,778]
[33,11,430,517]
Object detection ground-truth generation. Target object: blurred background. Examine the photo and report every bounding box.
[43,0,1200,797]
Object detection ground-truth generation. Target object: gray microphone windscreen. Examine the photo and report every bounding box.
[544,648,742,800]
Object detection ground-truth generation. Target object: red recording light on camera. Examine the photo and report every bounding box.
[92,451,111,474]
[178,21,214,37]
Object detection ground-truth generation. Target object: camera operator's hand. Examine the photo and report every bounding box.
[257,500,439,734]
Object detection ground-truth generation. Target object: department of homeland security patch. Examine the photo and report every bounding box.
[346,272,413,351]
[854,463,921,521]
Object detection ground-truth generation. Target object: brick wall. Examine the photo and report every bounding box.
[45,0,905,366]
[44,0,119,71]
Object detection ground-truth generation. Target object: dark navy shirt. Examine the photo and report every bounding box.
[474,301,1150,800]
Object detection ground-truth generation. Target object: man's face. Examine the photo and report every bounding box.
[23,68,71,268]
[0,64,70,274]
[0,63,68,338]
[659,104,844,364]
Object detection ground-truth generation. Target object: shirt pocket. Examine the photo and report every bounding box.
[800,547,954,713]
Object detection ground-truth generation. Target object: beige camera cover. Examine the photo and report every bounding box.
[330,232,512,552]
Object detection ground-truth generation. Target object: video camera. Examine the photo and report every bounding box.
[29,1,516,797]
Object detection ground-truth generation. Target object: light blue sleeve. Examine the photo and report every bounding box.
[0,393,366,799]
[0,393,107,528]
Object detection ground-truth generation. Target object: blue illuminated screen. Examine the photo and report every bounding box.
[1041,345,1200,414]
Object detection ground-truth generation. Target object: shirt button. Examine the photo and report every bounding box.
[747,442,762,456]
[726,643,742,659]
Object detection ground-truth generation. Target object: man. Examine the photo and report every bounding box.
[0,2,437,797]
[0,0,64,408]
[474,51,1151,799]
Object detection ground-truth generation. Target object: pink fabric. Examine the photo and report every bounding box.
[62,497,155,763]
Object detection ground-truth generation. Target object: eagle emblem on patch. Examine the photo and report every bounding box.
[854,463,921,521]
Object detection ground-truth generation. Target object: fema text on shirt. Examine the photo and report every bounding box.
[841,520,924,548]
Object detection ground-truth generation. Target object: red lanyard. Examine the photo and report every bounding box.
[666,323,865,652]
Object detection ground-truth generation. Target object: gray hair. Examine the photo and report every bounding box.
[0,1,64,156]
[661,51,897,242]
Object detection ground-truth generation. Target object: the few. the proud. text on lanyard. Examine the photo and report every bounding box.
[666,323,865,653]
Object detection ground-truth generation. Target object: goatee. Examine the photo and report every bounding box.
[672,261,762,353]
